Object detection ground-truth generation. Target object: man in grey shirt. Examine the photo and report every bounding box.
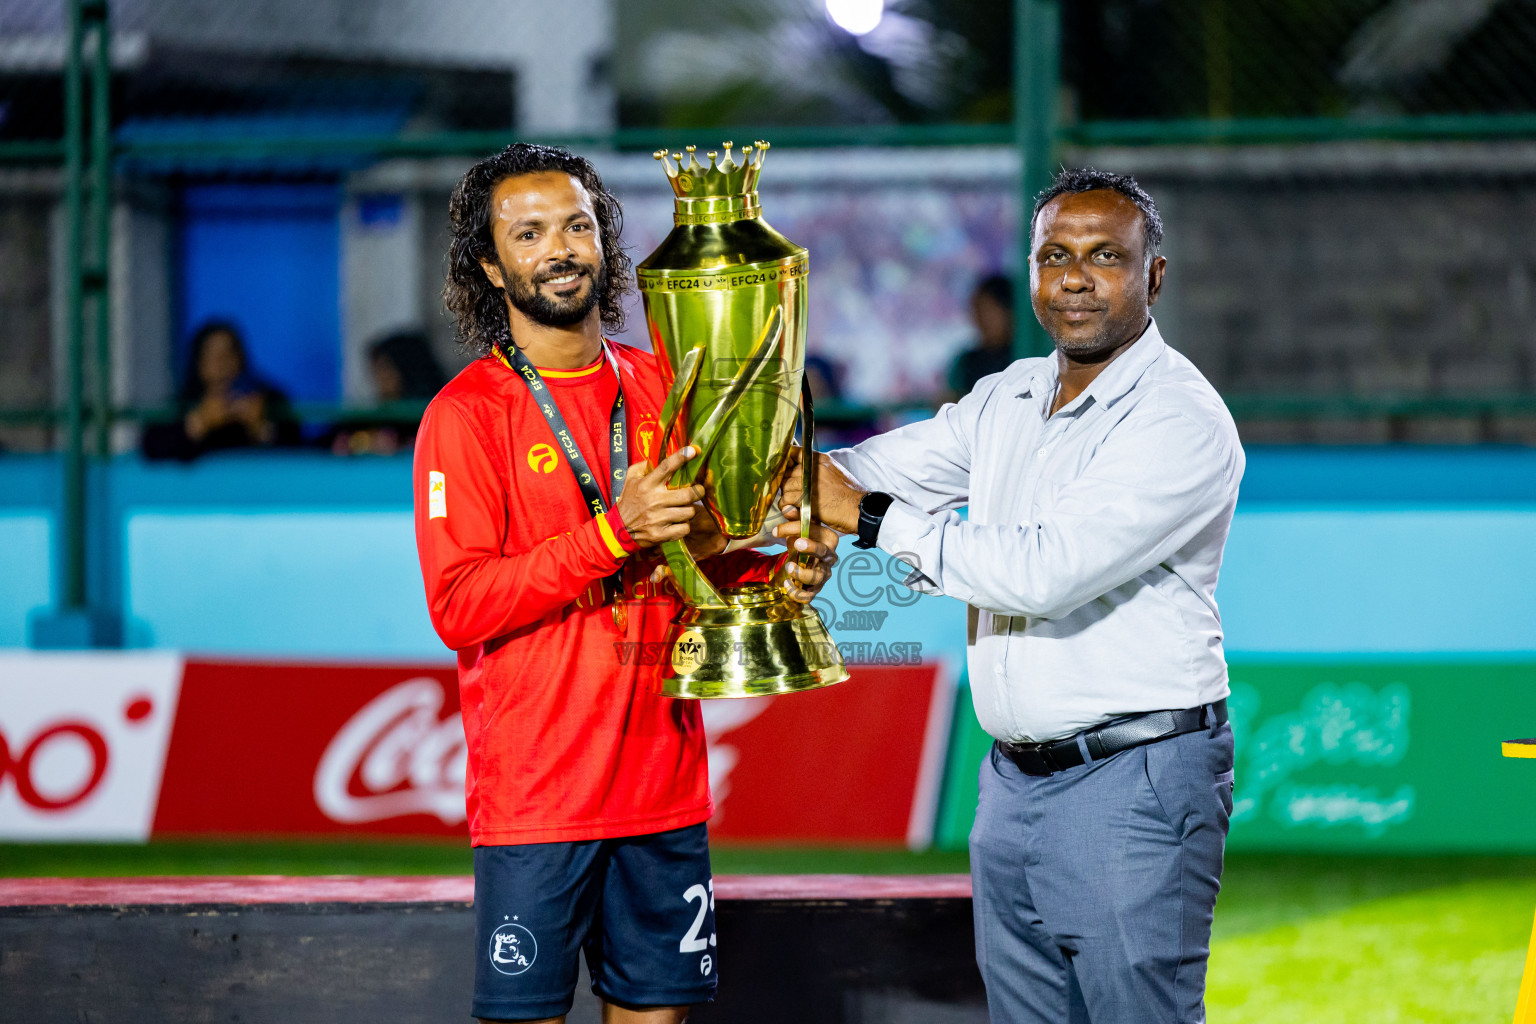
[784,168,1243,1023]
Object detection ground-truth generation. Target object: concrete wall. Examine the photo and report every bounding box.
[0,173,54,452]
[0,170,173,454]
[1086,140,1536,443]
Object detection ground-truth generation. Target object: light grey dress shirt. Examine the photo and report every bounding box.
[830,321,1244,743]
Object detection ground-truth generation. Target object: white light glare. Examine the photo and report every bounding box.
[826,0,885,36]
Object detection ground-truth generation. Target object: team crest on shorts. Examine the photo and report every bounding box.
[489,919,538,975]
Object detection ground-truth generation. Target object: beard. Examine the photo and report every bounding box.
[1040,298,1149,362]
[503,256,607,328]
[1051,318,1119,358]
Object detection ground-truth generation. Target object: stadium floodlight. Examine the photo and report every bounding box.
[825,0,884,36]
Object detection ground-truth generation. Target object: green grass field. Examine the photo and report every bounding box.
[1207,855,1535,1023]
[2,844,1531,1021]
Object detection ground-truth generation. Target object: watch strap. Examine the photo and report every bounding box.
[854,491,894,550]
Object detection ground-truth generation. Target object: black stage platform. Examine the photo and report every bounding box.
[0,874,987,1024]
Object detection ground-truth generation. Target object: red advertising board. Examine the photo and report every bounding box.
[154,662,467,838]
[702,664,948,844]
[1,653,953,846]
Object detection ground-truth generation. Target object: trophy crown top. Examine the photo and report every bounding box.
[653,139,770,199]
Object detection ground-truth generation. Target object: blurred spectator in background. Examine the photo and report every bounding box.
[141,320,299,461]
[327,329,447,456]
[804,351,877,448]
[371,329,449,405]
[944,273,1015,403]
[804,353,842,405]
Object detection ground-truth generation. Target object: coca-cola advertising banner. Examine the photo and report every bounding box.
[0,653,954,846]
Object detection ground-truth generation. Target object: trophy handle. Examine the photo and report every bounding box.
[655,344,726,607]
[657,343,705,459]
[797,375,816,567]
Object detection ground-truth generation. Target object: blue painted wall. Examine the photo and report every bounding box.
[3,448,1536,659]
[124,510,438,656]
[1222,508,1536,655]
[0,514,51,648]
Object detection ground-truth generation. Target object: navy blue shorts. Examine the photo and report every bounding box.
[472,823,718,1021]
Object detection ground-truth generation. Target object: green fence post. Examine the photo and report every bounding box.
[89,0,112,460]
[1013,0,1060,360]
[61,0,86,613]
[29,0,118,648]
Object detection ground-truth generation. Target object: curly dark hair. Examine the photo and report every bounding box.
[1031,167,1164,267]
[444,143,633,355]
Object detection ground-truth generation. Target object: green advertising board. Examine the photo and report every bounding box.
[935,661,1536,852]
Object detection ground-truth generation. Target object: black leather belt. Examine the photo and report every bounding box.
[998,699,1228,777]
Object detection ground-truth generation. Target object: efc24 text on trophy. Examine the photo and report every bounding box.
[637,141,849,700]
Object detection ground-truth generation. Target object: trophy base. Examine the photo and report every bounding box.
[657,583,850,699]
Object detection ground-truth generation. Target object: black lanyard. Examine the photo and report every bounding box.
[501,342,629,597]
[502,342,628,513]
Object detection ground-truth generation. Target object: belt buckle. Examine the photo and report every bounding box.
[1005,740,1054,777]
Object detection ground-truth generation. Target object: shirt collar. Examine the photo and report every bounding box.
[1080,318,1166,407]
[1017,318,1166,414]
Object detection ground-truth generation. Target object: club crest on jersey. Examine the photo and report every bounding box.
[527,443,559,474]
[489,920,538,975]
[636,420,659,461]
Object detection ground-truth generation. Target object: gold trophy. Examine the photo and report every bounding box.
[638,141,848,699]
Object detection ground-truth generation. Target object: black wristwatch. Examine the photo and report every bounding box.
[853,491,894,550]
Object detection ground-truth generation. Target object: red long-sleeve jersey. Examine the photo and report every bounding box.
[413,340,776,845]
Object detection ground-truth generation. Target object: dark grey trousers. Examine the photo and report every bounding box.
[970,721,1235,1024]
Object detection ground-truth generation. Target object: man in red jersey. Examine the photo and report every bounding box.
[416,144,838,1024]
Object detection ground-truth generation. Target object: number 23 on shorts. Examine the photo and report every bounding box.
[680,878,715,952]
